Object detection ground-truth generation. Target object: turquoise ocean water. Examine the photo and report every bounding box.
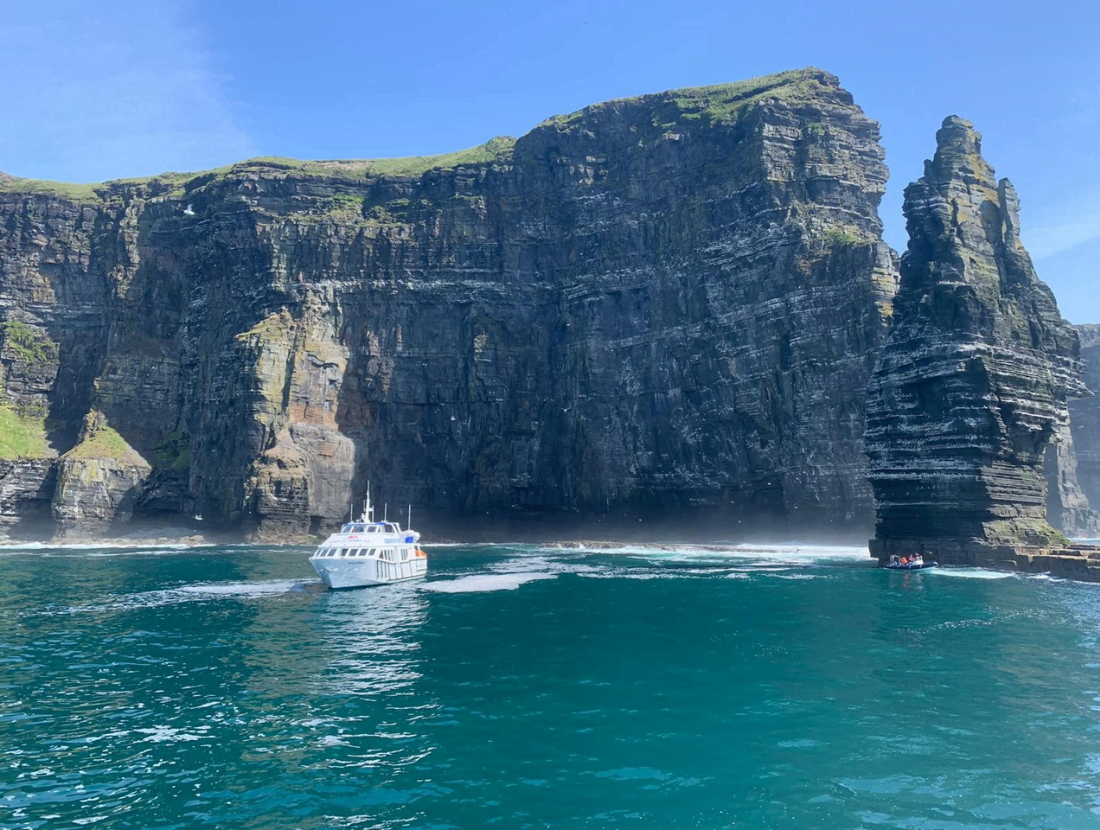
[4,542,1100,829]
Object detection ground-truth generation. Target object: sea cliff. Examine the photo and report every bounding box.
[0,68,900,541]
[865,116,1100,576]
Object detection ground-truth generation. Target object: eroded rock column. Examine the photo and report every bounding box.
[866,116,1098,565]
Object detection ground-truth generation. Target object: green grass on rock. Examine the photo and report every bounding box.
[0,407,50,459]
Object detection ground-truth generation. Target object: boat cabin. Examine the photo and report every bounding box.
[313,544,420,561]
[339,521,402,535]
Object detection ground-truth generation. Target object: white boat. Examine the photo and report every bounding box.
[309,491,427,589]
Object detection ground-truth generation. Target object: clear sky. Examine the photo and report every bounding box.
[2,0,1097,320]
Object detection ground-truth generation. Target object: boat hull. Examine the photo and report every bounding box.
[310,556,427,589]
[883,562,938,571]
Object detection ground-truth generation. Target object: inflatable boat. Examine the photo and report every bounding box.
[883,560,938,571]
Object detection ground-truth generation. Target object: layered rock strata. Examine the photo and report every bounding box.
[1069,324,1100,527]
[0,68,899,540]
[866,116,1100,576]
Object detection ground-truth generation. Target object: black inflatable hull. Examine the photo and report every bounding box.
[883,562,938,570]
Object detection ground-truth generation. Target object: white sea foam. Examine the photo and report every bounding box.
[480,545,858,584]
[730,565,792,572]
[0,543,224,560]
[41,579,314,615]
[928,568,1015,580]
[538,543,869,567]
[1024,573,1079,584]
[177,579,306,597]
[0,541,47,551]
[489,555,602,576]
[1,541,201,552]
[135,725,208,743]
[419,572,556,593]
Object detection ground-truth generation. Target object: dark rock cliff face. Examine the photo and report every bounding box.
[866,116,1098,557]
[1070,324,1100,527]
[0,68,899,540]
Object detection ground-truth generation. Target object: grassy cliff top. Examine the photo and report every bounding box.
[0,68,838,202]
[0,137,519,202]
[546,67,839,128]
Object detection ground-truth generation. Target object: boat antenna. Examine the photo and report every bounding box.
[361,482,374,523]
[408,504,412,528]
[384,503,388,522]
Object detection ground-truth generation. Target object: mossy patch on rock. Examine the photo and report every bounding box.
[63,412,148,467]
[2,321,58,365]
[0,407,49,459]
[152,431,190,470]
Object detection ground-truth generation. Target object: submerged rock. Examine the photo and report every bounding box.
[866,116,1100,573]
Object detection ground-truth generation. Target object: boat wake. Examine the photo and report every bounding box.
[420,572,556,593]
[38,578,316,615]
[927,568,1016,580]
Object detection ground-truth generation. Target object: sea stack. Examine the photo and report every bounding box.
[866,116,1100,576]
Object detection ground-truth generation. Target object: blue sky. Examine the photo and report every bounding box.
[2,0,1097,320]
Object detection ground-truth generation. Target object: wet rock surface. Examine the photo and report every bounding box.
[866,116,1100,570]
[0,68,899,541]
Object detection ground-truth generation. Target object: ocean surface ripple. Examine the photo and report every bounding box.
[3,542,1100,828]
